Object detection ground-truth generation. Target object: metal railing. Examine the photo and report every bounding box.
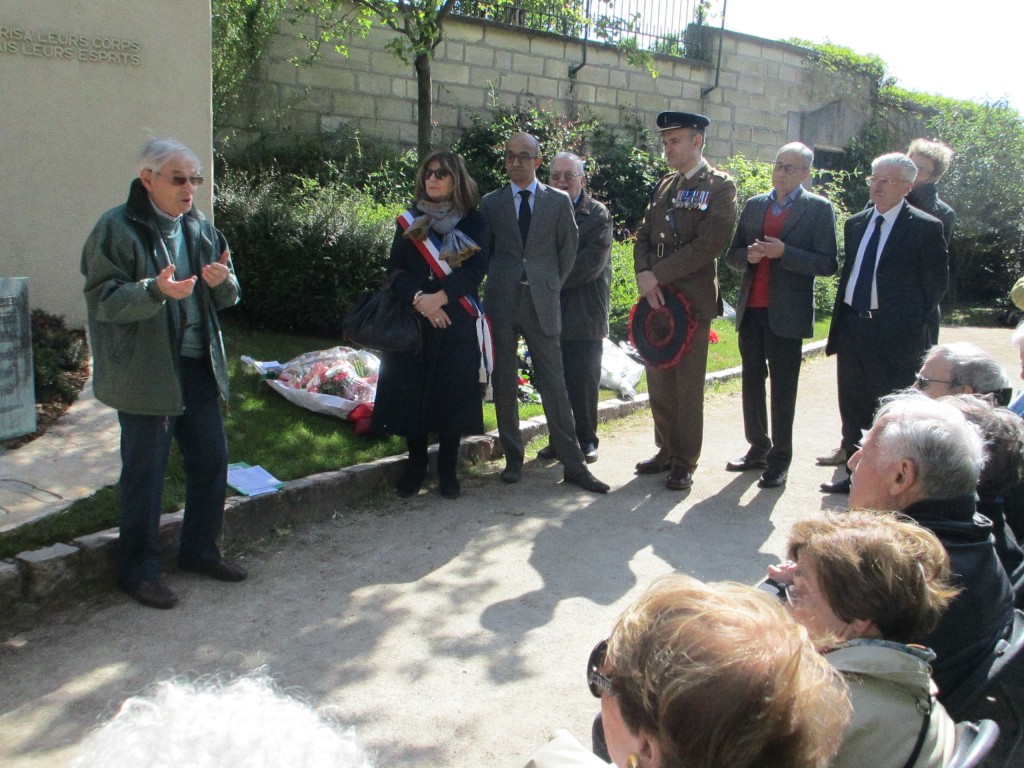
[451,0,711,59]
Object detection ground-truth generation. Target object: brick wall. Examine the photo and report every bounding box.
[222,9,894,165]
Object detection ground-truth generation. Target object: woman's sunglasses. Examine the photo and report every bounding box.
[587,639,613,697]
[423,167,451,180]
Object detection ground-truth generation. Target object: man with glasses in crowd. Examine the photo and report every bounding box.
[820,153,948,494]
[480,133,609,493]
[724,142,838,489]
[81,138,246,609]
[534,151,613,466]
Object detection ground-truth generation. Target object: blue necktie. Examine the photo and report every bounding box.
[851,215,884,313]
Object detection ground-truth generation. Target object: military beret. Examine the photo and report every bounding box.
[656,111,710,133]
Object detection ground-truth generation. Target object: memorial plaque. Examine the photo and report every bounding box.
[0,278,36,441]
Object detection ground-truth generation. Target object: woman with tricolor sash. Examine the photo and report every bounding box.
[371,150,492,499]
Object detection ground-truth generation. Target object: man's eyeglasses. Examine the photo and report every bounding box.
[865,176,904,187]
[550,172,580,182]
[504,151,538,164]
[423,167,451,180]
[773,162,807,174]
[587,639,613,698]
[915,374,952,389]
[154,171,205,187]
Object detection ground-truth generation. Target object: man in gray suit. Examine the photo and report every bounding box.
[480,133,609,493]
[724,142,838,488]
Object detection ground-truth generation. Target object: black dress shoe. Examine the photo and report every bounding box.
[122,579,179,609]
[439,474,461,499]
[758,468,788,489]
[635,456,671,475]
[725,454,768,472]
[820,477,851,494]
[179,557,248,582]
[536,444,556,460]
[501,462,523,484]
[564,469,610,493]
[396,462,427,497]
[666,467,693,490]
[582,442,598,464]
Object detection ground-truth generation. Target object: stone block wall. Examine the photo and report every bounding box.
[222,9,882,166]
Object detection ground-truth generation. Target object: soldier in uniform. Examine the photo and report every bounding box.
[633,112,738,490]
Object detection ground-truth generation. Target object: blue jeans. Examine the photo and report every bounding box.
[117,357,228,586]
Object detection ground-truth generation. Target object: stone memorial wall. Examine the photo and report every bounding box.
[0,278,34,440]
[0,1,214,327]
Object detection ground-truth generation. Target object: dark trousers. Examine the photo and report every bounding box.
[492,284,587,474]
[561,338,602,448]
[738,308,802,469]
[835,308,919,457]
[117,356,228,586]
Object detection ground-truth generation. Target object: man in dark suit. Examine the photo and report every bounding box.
[535,151,613,465]
[724,143,838,488]
[821,152,948,494]
[908,138,956,346]
[480,132,609,493]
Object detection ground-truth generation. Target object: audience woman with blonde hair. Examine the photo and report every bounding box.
[527,574,850,768]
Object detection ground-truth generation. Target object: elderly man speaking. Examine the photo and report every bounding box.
[847,391,1013,701]
[81,138,246,610]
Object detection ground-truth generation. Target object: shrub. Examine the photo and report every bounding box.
[216,171,399,336]
[30,309,86,403]
[453,103,667,237]
[216,127,418,205]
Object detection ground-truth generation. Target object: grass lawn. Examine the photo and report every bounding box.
[0,313,830,558]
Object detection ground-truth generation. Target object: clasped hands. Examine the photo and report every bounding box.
[746,237,785,264]
[413,290,451,329]
[155,250,231,299]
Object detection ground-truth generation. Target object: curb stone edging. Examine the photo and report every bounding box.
[0,340,826,631]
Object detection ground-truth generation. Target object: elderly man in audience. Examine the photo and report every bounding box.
[70,673,371,768]
[846,391,1014,700]
[914,341,1013,405]
[769,510,958,768]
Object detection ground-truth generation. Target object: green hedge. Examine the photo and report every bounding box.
[216,172,399,336]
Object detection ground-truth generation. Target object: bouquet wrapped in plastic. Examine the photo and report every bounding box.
[241,346,380,434]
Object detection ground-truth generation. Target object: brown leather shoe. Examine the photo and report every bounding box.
[815,446,848,466]
[635,456,671,475]
[666,467,693,490]
[122,579,179,609]
[564,468,610,494]
[179,557,248,582]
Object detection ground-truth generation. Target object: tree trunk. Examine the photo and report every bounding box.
[415,51,432,159]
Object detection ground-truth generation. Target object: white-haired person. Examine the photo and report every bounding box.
[914,342,1013,405]
[769,510,958,768]
[527,574,850,768]
[69,673,372,768]
[846,391,1014,702]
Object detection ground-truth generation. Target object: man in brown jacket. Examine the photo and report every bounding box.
[633,112,737,490]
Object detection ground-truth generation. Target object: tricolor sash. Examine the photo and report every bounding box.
[397,210,494,389]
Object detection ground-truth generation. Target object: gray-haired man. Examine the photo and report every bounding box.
[821,153,948,494]
[81,138,246,609]
[535,152,613,464]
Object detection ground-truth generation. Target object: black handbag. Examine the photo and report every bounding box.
[343,271,421,353]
